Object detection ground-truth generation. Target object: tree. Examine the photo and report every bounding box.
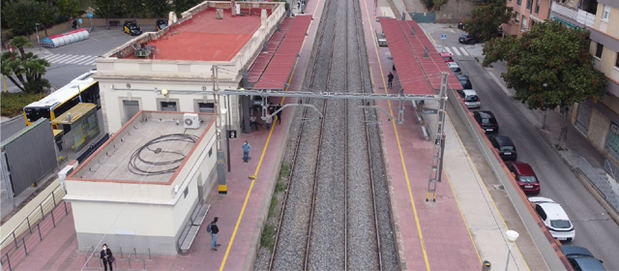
[464,0,513,42]
[173,0,201,15]
[1,36,51,93]
[483,20,607,149]
[57,0,83,19]
[95,0,123,27]
[122,0,145,19]
[146,0,171,18]
[3,0,58,36]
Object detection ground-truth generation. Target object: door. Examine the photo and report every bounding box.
[122,100,139,124]
[575,101,592,135]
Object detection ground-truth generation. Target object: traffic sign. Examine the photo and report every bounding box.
[440,34,447,40]
[228,130,237,138]
[88,12,93,19]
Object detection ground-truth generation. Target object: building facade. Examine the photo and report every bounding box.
[64,111,217,255]
[504,0,552,36]
[551,0,619,165]
[95,1,285,134]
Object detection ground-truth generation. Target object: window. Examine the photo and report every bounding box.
[208,147,213,157]
[521,17,528,30]
[535,205,547,220]
[122,100,139,123]
[535,0,540,13]
[198,102,215,113]
[515,12,520,22]
[605,122,619,160]
[158,99,179,111]
[526,0,533,11]
[616,52,619,68]
[595,42,604,58]
[517,0,522,5]
[602,5,611,22]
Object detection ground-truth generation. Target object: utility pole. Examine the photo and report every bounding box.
[426,72,448,202]
[212,66,227,194]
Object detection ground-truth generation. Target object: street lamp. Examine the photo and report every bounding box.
[542,83,548,130]
[35,23,41,49]
[504,229,520,271]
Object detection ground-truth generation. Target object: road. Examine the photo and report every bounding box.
[458,50,619,271]
[419,23,619,270]
[1,26,144,141]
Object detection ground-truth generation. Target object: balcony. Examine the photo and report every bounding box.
[550,1,595,28]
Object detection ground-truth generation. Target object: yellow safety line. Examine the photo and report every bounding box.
[219,1,322,269]
[361,2,430,270]
[450,121,532,271]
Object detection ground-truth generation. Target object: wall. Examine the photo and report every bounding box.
[587,108,611,150]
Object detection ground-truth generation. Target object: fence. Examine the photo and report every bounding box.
[0,183,70,271]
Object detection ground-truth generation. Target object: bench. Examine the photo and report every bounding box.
[178,203,210,255]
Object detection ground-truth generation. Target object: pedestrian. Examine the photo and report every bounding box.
[297,1,301,9]
[275,105,282,124]
[72,19,78,29]
[392,64,396,71]
[100,243,114,271]
[250,115,259,131]
[388,72,394,88]
[206,217,220,251]
[242,141,251,162]
[265,116,273,130]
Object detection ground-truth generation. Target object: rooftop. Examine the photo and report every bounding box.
[122,7,270,61]
[68,111,214,184]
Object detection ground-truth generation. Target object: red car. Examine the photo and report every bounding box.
[439,52,453,62]
[506,161,540,194]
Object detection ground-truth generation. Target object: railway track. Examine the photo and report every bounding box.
[268,0,399,270]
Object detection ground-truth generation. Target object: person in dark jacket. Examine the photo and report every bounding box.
[388,72,394,88]
[208,217,220,251]
[100,243,113,271]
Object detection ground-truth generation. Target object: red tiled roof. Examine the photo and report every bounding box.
[380,18,462,95]
[127,8,268,61]
[247,18,293,83]
[253,15,312,89]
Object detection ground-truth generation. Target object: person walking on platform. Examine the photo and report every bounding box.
[100,244,114,271]
[242,141,252,162]
[388,72,394,88]
[206,217,220,251]
[265,116,273,130]
[274,104,283,124]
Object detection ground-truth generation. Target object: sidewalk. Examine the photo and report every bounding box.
[485,61,619,218]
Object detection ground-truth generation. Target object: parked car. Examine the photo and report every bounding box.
[123,21,142,36]
[156,19,168,31]
[473,110,498,134]
[447,62,461,73]
[529,197,575,242]
[561,245,606,271]
[439,52,454,62]
[458,33,477,44]
[506,161,540,194]
[456,89,480,109]
[488,135,517,161]
[456,73,472,89]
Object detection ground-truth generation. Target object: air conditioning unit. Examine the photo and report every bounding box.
[183,113,200,129]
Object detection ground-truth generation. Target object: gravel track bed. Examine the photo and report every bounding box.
[351,0,400,267]
[270,0,399,269]
[270,0,338,269]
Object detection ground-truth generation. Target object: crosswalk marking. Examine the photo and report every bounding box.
[460,48,469,56]
[38,53,96,66]
[443,47,453,55]
[451,47,462,56]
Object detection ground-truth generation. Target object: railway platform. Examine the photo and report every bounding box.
[360,0,545,270]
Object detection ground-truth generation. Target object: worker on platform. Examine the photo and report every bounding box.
[206,217,220,251]
[242,141,252,162]
[388,72,394,88]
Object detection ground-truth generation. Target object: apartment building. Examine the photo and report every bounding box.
[505,0,552,36]
[550,0,619,165]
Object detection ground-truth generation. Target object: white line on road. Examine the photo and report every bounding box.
[460,48,469,56]
[73,56,95,65]
[444,47,453,55]
[44,54,67,62]
[49,54,75,63]
[451,47,461,56]
[57,55,83,64]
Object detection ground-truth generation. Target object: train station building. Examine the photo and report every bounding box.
[94,1,286,134]
[64,111,216,255]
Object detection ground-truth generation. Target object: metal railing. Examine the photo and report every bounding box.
[82,246,152,271]
[0,183,70,271]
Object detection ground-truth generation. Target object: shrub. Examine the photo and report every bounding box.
[1,92,47,117]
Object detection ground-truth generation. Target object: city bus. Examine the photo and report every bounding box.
[23,71,100,127]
